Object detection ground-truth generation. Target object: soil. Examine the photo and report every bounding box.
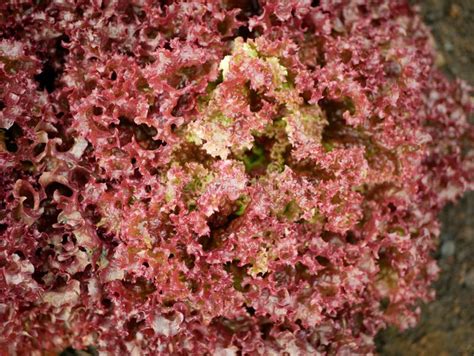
[376,1,474,355]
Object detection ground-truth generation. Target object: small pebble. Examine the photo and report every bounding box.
[435,52,446,67]
[464,269,474,288]
[440,240,455,257]
[425,11,441,23]
[449,4,461,19]
[444,41,454,52]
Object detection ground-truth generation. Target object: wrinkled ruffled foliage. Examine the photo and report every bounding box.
[0,0,473,354]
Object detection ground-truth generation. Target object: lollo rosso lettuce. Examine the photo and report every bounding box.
[0,0,473,354]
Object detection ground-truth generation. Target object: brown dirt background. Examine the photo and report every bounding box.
[376,1,474,355]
